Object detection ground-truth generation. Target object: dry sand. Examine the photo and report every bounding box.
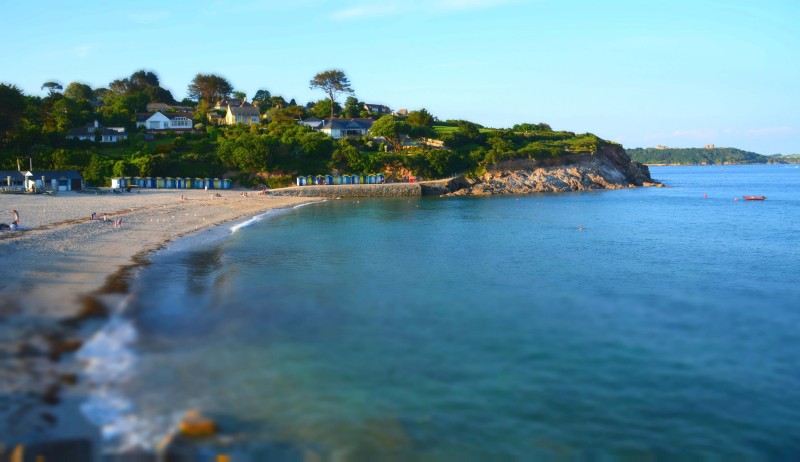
[0,189,318,445]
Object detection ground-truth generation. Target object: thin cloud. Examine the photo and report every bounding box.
[127,10,171,25]
[744,126,794,136]
[71,44,96,58]
[330,0,516,20]
[331,4,400,20]
[671,128,719,139]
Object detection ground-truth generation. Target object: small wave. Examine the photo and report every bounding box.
[229,212,269,233]
[294,199,326,209]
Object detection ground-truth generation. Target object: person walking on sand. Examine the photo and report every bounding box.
[12,210,19,226]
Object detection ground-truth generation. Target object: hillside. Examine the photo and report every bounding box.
[625,147,781,165]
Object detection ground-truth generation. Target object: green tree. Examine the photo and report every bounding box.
[253,89,271,105]
[63,82,94,101]
[369,115,411,152]
[343,96,362,118]
[187,73,233,104]
[233,90,247,102]
[41,81,63,96]
[407,108,434,127]
[309,69,354,119]
[0,83,26,146]
[113,159,136,177]
[311,99,341,119]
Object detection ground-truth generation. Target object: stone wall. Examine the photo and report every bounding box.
[270,183,422,198]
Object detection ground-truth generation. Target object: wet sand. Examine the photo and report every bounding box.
[0,189,317,446]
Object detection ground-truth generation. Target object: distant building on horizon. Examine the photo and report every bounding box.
[655,145,669,150]
[705,144,715,149]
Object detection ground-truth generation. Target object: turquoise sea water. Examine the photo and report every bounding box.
[80,165,800,458]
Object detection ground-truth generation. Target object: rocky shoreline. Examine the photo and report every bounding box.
[444,143,661,196]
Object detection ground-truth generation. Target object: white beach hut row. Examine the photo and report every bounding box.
[296,174,385,186]
[111,177,232,189]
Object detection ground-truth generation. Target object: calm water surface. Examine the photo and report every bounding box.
[80,165,800,459]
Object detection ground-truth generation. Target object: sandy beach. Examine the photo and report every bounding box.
[0,189,316,446]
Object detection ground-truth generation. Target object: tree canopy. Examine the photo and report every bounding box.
[309,69,354,119]
[187,73,233,104]
[370,115,411,152]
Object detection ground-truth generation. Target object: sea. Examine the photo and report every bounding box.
[76,164,800,459]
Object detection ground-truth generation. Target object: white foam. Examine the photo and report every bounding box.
[229,211,270,233]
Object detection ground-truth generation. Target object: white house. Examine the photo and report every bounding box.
[319,118,374,139]
[136,111,194,130]
[66,120,127,142]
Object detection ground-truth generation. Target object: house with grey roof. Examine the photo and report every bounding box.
[66,120,127,143]
[225,105,261,125]
[319,118,374,139]
[364,103,392,116]
[299,116,324,130]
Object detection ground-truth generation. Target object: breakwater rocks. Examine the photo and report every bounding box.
[447,144,661,196]
[270,183,422,198]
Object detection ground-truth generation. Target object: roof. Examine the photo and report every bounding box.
[228,106,260,116]
[136,111,193,121]
[320,118,374,130]
[146,102,172,111]
[66,122,127,137]
[364,103,391,111]
[163,112,193,120]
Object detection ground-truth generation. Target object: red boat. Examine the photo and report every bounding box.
[743,195,766,201]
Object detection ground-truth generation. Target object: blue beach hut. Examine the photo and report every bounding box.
[325,175,334,185]
[223,179,232,189]
[146,177,156,188]
[377,173,385,184]
[367,174,376,184]
[342,175,352,185]
[297,176,306,186]
[177,178,185,189]
[315,175,324,185]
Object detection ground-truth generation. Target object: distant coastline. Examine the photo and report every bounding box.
[627,147,800,166]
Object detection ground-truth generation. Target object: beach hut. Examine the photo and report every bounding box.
[146,177,156,188]
[315,175,324,185]
[297,176,306,186]
[203,178,211,189]
[325,175,334,185]
[154,177,163,188]
[111,178,124,189]
[213,178,221,189]
[377,173,385,184]
[176,178,185,189]
[342,175,352,185]
[359,174,366,184]
[222,179,232,189]
[367,174,376,184]
[166,177,175,188]
[333,175,342,185]
[306,176,315,185]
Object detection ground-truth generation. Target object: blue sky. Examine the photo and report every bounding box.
[1,0,798,153]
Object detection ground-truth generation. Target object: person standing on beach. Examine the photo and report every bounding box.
[12,209,19,226]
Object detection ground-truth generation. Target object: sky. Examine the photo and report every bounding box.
[1,0,798,154]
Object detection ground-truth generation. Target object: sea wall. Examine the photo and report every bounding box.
[270,183,422,198]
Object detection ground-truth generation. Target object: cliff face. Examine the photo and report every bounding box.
[446,143,660,196]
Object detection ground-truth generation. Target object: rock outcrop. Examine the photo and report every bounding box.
[446,143,661,196]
